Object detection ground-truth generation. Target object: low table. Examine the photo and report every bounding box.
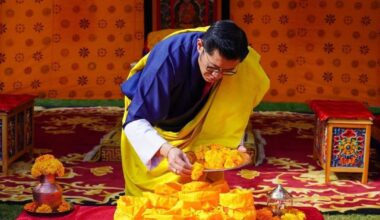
[16,205,325,220]
[0,94,35,175]
[309,100,374,184]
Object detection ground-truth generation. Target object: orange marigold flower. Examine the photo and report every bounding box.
[256,207,275,220]
[281,208,306,220]
[24,201,37,212]
[191,162,204,180]
[194,144,247,169]
[57,200,71,212]
[36,204,53,213]
[31,154,65,178]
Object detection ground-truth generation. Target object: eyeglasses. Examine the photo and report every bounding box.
[202,50,238,76]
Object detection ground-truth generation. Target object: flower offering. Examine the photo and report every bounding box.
[24,154,72,214]
[188,144,250,180]
[114,180,257,219]
[194,144,248,169]
[256,207,306,220]
[31,154,64,178]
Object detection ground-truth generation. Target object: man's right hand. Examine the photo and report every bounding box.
[160,143,192,176]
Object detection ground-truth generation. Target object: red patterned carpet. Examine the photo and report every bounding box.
[228,112,380,213]
[0,107,125,205]
[1,107,380,213]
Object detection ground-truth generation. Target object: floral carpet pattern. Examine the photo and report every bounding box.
[1,108,379,213]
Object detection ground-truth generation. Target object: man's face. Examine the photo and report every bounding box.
[197,39,240,83]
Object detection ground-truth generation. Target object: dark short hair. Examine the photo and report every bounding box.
[201,20,249,61]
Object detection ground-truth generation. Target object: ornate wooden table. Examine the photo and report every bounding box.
[0,94,35,175]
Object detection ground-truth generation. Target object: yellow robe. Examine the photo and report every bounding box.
[121,27,270,195]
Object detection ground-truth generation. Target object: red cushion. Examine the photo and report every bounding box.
[0,94,36,112]
[309,100,374,121]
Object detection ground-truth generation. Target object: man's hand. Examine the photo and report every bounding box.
[160,143,192,176]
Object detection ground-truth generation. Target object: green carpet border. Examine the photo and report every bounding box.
[35,99,124,108]
[35,99,380,114]
[324,209,380,215]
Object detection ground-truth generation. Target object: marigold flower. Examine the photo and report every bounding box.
[225,207,257,219]
[256,207,305,220]
[281,208,306,220]
[31,154,65,178]
[191,162,204,180]
[194,144,247,169]
[24,201,37,212]
[57,200,71,212]
[257,207,275,220]
[36,204,53,213]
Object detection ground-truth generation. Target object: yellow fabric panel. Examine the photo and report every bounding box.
[121,27,270,195]
[231,0,380,106]
[0,0,144,99]
[146,29,181,50]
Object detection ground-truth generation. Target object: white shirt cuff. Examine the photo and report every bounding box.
[124,119,167,169]
[239,132,246,146]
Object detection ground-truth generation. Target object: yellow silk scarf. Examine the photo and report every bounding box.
[121,27,270,195]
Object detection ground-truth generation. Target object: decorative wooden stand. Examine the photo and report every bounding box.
[310,100,374,184]
[0,94,35,175]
